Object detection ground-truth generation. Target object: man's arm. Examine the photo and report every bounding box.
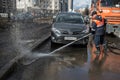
[91,21,97,34]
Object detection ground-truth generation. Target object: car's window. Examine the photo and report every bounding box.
[101,0,120,7]
[56,13,84,24]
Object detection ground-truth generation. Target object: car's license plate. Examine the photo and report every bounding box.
[64,37,77,40]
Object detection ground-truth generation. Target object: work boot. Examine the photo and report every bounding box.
[94,47,100,56]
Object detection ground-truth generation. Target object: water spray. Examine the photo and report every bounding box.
[22,33,92,65]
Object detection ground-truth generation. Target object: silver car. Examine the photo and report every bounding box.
[51,12,89,45]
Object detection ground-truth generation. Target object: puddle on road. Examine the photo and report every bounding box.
[20,46,120,80]
[21,47,90,80]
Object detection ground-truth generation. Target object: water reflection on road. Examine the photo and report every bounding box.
[19,45,120,80]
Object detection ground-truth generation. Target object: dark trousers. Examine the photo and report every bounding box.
[94,35,104,48]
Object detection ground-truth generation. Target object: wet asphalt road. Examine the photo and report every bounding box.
[0,22,120,80]
[0,22,51,72]
[6,37,120,80]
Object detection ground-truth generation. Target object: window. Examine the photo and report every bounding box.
[55,6,57,8]
[101,0,120,7]
[56,13,84,24]
[55,2,57,4]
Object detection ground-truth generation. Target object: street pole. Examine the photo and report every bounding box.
[25,0,27,12]
[7,0,11,22]
[61,2,62,12]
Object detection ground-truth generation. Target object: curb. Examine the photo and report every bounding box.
[0,34,51,80]
[0,57,18,80]
[29,33,51,51]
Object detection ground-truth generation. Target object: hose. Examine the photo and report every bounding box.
[21,33,92,66]
[107,41,120,55]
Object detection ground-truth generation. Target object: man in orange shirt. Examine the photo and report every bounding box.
[91,11,106,56]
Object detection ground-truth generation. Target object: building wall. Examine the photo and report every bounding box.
[38,0,59,10]
[0,0,15,13]
[68,0,73,12]
[16,0,34,12]
[60,0,68,12]
[35,0,60,14]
